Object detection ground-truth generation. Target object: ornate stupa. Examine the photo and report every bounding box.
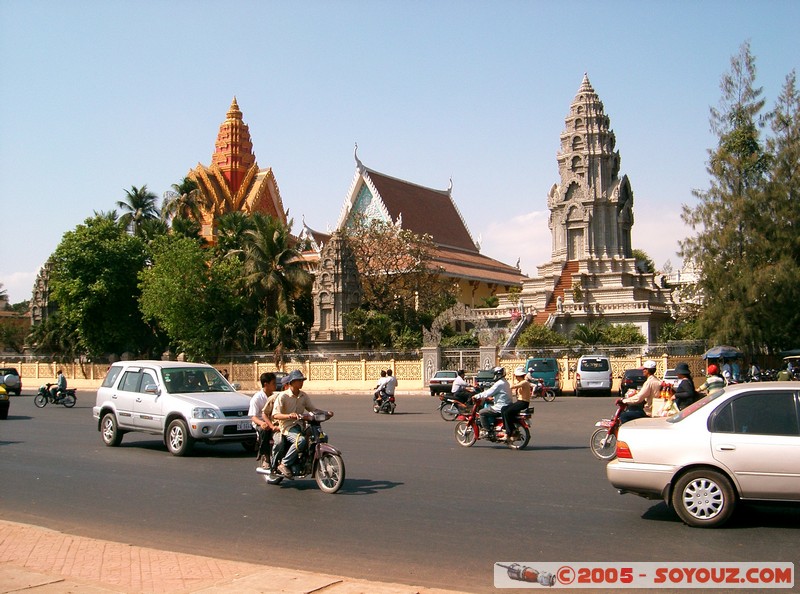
[188,98,287,243]
[515,75,670,342]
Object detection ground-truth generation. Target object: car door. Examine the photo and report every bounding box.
[710,390,800,499]
[113,368,143,429]
[132,368,164,432]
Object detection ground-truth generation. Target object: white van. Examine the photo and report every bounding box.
[575,355,613,396]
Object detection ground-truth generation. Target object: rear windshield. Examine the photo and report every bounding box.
[528,360,556,373]
[624,370,646,380]
[580,359,609,372]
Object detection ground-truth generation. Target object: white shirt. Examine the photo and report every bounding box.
[384,375,397,395]
[248,389,269,429]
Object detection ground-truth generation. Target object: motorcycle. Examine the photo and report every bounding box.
[34,384,77,408]
[453,395,531,449]
[529,377,556,402]
[438,390,472,421]
[256,411,345,494]
[589,397,628,460]
[373,391,396,414]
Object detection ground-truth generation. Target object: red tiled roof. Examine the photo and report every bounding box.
[365,169,477,252]
[431,245,527,285]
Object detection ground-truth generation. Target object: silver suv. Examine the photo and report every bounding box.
[93,360,255,456]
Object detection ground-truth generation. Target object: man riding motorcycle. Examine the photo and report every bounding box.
[478,366,512,439]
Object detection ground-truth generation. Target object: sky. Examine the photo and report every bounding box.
[1,0,798,305]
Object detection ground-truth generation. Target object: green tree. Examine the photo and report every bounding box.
[117,185,160,236]
[215,211,255,257]
[263,311,305,369]
[604,323,646,345]
[343,308,394,348]
[139,235,246,360]
[517,323,568,347]
[681,44,797,352]
[631,249,655,274]
[48,216,152,357]
[571,320,608,346]
[240,213,313,322]
[161,177,206,224]
[28,312,82,361]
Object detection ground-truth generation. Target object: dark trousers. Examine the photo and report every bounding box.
[619,405,647,424]
[479,409,499,432]
[502,400,528,437]
[255,427,272,461]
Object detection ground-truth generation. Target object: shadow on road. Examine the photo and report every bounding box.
[640,501,800,529]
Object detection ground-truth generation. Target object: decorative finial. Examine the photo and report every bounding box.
[354,142,363,170]
[447,177,453,194]
[227,96,242,120]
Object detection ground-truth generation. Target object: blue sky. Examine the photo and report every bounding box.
[1,0,798,304]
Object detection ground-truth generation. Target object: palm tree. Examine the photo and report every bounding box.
[571,320,608,346]
[241,213,313,318]
[117,185,159,236]
[262,311,304,369]
[161,177,206,224]
[215,211,255,257]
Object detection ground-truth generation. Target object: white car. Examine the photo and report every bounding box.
[607,382,800,527]
[93,360,255,456]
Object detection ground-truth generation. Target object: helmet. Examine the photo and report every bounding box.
[707,364,719,375]
[514,366,526,377]
[492,366,506,380]
[285,369,307,384]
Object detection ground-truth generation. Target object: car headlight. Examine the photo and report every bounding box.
[192,407,220,419]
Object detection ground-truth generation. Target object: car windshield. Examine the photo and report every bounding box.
[528,361,555,372]
[624,371,645,380]
[162,367,233,394]
[667,389,727,423]
[581,359,609,371]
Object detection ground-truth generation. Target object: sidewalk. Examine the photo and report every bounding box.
[0,520,467,594]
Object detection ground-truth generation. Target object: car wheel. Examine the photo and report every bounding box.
[166,419,195,456]
[0,406,8,420]
[101,412,124,446]
[671,469,736,528]
[241,439,257,453]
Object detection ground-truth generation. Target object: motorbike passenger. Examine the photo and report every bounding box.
[619,360,660,424]
[50,369,67,400]
[478,366,512,439]
[249,372,278,469]
[699,364,726,394]
[382,368,397,403]
[373,369,388,404]
[272,370,333,478]
[670,362,698,410]
[450,369,474,404]
[503,366,533,442]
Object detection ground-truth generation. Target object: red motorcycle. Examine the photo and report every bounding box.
[589,398,628,460]
[453,395,531,449]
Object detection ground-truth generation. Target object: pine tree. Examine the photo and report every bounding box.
[680,42,770,352]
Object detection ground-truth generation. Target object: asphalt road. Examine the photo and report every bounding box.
[1,390,798,593]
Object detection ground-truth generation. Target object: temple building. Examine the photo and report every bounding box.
[188,98,287,243]
[510,75,671,342]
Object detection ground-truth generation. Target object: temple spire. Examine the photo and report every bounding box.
[211,97,256,195]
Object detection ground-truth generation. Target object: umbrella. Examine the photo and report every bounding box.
[702,345,743,360]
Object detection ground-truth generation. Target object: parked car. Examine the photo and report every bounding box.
[474,369,496,390]
[429,370,459,395]
[93,360,255,456]
[0,383,9,420]
[0,367,21,396]
[619,368,647,397]
[525,357,561,394]
[575,355,613,396]
[607,382,800,528]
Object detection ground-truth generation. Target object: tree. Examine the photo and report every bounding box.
[517,323,568,347]
[604,323,647,345]
[571,320,608,346]
[263,311,305,369]
[681,43,797,352]
[631,249,655,274]
[139,235,246,360]
[48,216,152,357]
[342,216,457,348]
[161,177,206,224]
[215,211,255,257]
[117,185,160,236]
[238,214,313,347]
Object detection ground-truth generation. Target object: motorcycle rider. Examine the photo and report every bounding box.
[373,369,388,405]
[50,369,67,401]
[619,360,661,424]
[478,366,512,439]
[503,366,533,442]
[273,370,333,478]
[450,369,474,405]
[248,372,278,469]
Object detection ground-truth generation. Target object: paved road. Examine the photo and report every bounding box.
[1,390,798,593]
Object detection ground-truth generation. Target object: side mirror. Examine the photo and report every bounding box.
[144,383,160,395]
[232,382,241,391]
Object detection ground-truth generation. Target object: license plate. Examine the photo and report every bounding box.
[237,420,252,431]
